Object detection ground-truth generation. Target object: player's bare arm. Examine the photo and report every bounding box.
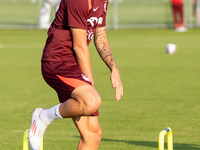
[94,26,123,101]
[94,26,116,71]
[70,27,95,86]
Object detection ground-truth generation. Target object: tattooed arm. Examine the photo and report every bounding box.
[94,26,123,101]
[94,26,116,71]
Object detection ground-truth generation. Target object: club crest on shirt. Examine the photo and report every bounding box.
[81,73,91,82]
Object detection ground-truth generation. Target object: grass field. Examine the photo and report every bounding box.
[0,28,200,150]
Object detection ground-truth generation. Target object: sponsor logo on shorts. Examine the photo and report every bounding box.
[81,73,91,82]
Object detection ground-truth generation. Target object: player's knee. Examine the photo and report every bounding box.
[93,128,102,144]
[96,127,102,142]
[85,128,102,144]
[84,94,102,115]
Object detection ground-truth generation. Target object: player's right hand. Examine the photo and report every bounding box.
[110,69,123,101]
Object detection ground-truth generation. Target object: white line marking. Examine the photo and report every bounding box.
[0,44,4,48]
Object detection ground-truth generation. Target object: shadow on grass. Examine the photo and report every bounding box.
[101,138,200,150]
[73,136,200,149]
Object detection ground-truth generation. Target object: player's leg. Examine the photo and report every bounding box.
[41,61,102,117]
[47,0,60,6]
[172,4,179,28]
[28,61,102,149]
[72,116,102,150]
[38,0,52,29]
[47,0,61,11]
[176,3,187,32]
[55,0,61,11]
[179,4,184,27]
[59,85,101,118]
[28,85,101,150]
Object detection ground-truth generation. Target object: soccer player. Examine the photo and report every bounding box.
[171,0,187,32]
[28,0,123,150]
[38,0,61,29]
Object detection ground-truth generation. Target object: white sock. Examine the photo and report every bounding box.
[39,104,63,125]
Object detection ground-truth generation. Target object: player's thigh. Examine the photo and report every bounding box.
[72,116,102,139]
[71,85,102,108]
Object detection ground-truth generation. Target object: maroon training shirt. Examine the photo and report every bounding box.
[41,0,109,62]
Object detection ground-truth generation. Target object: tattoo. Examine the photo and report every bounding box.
[94,27,117,70]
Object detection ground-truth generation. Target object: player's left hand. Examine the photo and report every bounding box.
[110,69,123,101]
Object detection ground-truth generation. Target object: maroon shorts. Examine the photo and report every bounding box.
[41,61,99,116]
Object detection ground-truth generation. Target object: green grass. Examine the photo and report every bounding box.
[0,28,200,149]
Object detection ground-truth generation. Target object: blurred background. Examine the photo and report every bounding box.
[0,0,199,30]
[0,1,200,150]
